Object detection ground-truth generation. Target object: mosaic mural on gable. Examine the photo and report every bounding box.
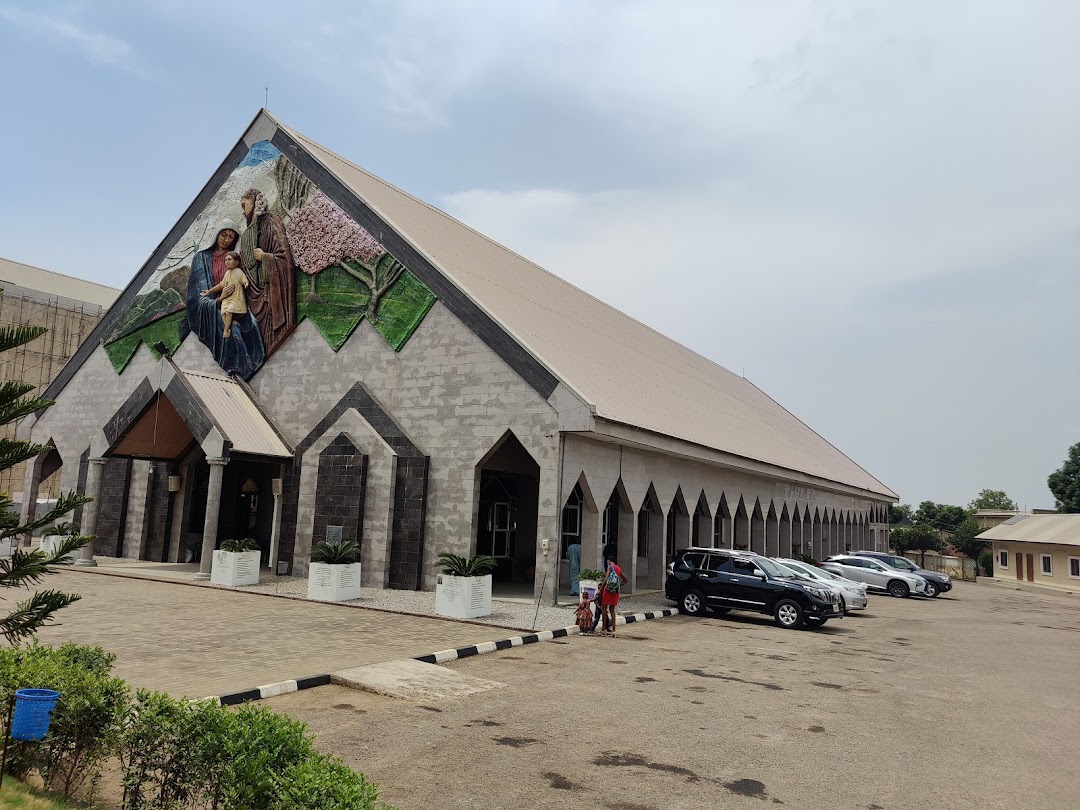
[104,141,436,376]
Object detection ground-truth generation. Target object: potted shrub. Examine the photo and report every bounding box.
[434,552,497,619]
[578,567,604,600]
[39,521,79,560]
[210,537,261,586]
[306,540,362,602]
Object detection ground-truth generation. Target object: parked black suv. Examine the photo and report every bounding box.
[665,548,844,629]
[851,551,953,597]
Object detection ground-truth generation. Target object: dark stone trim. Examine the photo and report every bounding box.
[112,459,134,558]
[40,137,253,408]
[278,381,430,590]
[271,128,559,400]
[164,371,219,443]
[103,379,155,445]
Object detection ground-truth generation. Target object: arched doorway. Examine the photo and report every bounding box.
[474,431,540,596]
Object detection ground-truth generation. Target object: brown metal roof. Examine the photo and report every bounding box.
[275,117,895,499]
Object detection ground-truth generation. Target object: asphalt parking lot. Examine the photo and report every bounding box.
[268,581,1080,810]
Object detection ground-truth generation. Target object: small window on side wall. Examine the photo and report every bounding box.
[1040,554,1053,575]
[998,549,1008,568]
[1068,557,1080,579]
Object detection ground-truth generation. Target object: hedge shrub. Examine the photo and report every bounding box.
[1,643,390,809]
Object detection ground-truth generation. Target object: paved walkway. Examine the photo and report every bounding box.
[35,570,535,699]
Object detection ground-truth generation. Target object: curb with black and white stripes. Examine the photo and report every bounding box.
[212,607,678,706]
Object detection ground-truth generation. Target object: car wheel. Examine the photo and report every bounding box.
[679,590,707,617]
[773,599,804,629]
[924,581,939,598]
[709,606,731,615]
[887,579,910,598]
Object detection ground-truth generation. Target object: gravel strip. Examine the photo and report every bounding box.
[227,577,675,632]
[88,556,675,632]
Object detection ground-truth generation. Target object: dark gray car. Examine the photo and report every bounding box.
[852,551,952,597]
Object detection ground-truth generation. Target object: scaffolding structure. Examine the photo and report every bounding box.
[0,288,109,499]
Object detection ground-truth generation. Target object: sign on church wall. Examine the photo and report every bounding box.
[103,141,436,377]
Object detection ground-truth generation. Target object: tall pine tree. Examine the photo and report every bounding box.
[0,318,93,645]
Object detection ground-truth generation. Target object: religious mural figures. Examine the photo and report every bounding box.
[239,188,297,357]
[102,140,436,378]
[185,220,265,378]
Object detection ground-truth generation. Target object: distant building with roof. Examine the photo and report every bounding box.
[979,514,1080,592]
[17,110,896,600]
[0,257,118,502]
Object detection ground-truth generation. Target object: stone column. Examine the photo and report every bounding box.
[74,457,108,567]
[194,458,228,581]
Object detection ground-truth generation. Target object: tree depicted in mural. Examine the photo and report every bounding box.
[288,192,406,320]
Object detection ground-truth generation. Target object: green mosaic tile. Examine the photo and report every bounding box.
[103,311,187,373]
[372,270,437,351]
[296,264,371,352]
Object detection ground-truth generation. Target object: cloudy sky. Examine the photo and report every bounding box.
[1,1,1077,510]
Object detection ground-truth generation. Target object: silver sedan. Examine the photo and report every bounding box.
[776,559,869,610]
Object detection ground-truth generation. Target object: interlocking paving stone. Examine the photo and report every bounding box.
[35,571,527,699]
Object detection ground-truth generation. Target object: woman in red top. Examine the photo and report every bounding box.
[600,558,629,637]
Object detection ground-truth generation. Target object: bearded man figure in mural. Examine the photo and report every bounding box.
[185,219,266,378]
[239,188,297,357]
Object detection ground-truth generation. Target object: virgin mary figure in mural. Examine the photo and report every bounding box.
[239,188,297,357]
[185,219,265,378]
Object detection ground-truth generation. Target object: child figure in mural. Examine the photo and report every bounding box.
[200,251,249,338]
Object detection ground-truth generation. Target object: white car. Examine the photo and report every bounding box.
[776,559,869,610]
[821,555,928,598]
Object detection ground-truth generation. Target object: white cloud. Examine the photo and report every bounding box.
[0,6,139,71]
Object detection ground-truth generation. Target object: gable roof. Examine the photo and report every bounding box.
[276,117,895,499]
[34,110,894,500]
[977,514,1080,547]
[0,256,119,309]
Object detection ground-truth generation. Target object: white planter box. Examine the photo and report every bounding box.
[210,550,261,586]
[435,574,492,619]
[579,578,600,600]
[0,538,13,557]
[307,562,362,602]
[38,536,75,561]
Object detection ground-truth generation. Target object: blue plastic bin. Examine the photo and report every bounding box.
[10,689,60,741]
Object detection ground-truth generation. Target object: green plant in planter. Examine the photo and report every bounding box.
[220,537,258,553]
[310,540,360,565]
[799,553,818,565]
[578,568,605,581]
[435,552,497,577]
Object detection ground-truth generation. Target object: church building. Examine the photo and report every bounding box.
[18,110,896,602]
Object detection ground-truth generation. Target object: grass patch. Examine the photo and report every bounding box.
[0,780,96,809]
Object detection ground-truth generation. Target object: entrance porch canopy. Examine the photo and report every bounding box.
[104,358,293,462]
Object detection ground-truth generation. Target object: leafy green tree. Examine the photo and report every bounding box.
[1048,442,1080,513]
[0,321,93,645]
[967,489,1017,511]
[888,504,914,524]
[950,516,988,560]
[891,523,942,564]
[913,501,968,533]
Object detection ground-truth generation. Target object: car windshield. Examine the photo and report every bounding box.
[810,567,847,583]
[892,558,917,571]
[781,562,820,580]
[755,557,794,578]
